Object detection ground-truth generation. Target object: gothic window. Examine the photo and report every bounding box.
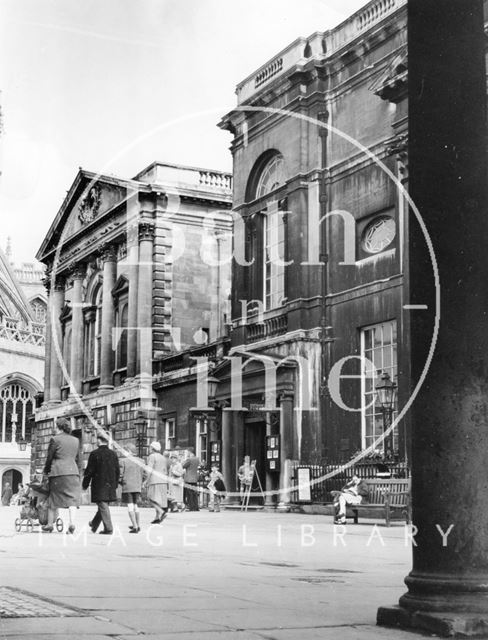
[30,297,47,324]
[0,383,34,443]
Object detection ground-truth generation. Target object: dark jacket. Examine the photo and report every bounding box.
[182,454,201,483]
[44,433,80,477]
[82,445,120,503]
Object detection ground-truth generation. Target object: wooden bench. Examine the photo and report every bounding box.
[342,478,411,527]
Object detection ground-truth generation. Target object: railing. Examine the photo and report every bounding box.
[245,312,288,343]
[199,171,232,191]
[289,460,409,503]
[357,0,398,31]
[235,0,406,105]
[0,323,45,347]
[255,58,283,89]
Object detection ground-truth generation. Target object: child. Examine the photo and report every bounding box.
[119,442,145,533]
[207,465,226,512]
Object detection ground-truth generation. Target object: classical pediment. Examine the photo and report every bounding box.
[369,46,407,103]
[36,169,133,264]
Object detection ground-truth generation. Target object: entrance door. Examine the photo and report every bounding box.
[244,420,266,501]
[2,469,22,494]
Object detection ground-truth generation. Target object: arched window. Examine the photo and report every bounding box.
[0,383,34,443]
[255,154,285,199]
[62,325,72,383]
[245,153,287,311]
[84,286,102,377]
[112,276,129,377]
[115,302,128,370]
[30,297,47,324]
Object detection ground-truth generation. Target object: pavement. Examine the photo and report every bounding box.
[0,504,427,639]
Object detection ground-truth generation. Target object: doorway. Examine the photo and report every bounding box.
[244,420,266,500]
[2,469,23,494]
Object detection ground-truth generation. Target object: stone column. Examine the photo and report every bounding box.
[69,263,86,396]
[99,245,117,390]
[42,275,52,403]
[277,392,294,510]
[48,276,65,403]
[377,1,488,635]
[222,409,237,504]
[126,224,139,379]
[136,222,154,382]
[264,416,274,508]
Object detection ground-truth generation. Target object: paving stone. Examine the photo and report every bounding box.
[0,586,82,618]
[0,616,135,635]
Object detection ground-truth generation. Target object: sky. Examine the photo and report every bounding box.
[0,0,368,264]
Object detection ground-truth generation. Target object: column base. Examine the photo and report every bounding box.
[276,501,291,513]
[378,605,488,638]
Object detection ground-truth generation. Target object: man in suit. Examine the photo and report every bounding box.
[82,431,120,534]
[182,447,201,511]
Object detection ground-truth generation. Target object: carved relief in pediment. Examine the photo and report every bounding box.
[78,184,102,224]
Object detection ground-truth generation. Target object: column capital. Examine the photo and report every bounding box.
[278,390,294,403]
[98,243,117,263]
[69,262,87,280]
[138,222,155,242]
[52,276,66,292]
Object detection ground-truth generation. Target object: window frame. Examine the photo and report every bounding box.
[360,320,398,452]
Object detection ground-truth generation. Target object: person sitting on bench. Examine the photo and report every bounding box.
[332,475,369,525]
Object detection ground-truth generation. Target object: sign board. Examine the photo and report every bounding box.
[297,467,312,502]
[265,435,280,473]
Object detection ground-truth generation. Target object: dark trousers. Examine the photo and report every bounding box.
[90,501,113,532]
[184,483,199,511]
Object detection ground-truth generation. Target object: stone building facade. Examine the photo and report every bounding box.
[33,162,232,488]
[154,0,411,508]
[0,244,45,495]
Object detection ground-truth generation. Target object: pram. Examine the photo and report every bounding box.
[14,480,63,533]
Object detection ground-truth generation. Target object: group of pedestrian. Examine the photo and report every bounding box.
[36,416,220,535]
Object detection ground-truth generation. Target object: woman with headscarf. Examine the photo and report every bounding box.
[169,452,185,512]
[42,417,81,533]
[119,442,145,533]
[144,442,170,523]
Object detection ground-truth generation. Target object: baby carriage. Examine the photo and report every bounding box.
[14,480,63,533]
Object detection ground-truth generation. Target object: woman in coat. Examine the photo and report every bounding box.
[169,452,184,511]
[42,417,81,533]
[144,442,169,523]
[119,442,145,533]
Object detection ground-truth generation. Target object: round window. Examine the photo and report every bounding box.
[362,216,396,254]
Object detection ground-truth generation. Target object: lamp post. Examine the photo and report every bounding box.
[18,438,28,452]
[134,417,147,458]
[375,371,397,458]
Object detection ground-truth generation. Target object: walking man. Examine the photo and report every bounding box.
[182,447,200,511]
[82,432,120,534]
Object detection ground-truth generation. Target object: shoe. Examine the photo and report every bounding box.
[334,519,346,525]
[99,530,113,535]
[129,526,135,531]
[88,520,97,533]
[41,525,53,533]
[129,527,140,533]
[150,518,160,524]
[67,525,75,534]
